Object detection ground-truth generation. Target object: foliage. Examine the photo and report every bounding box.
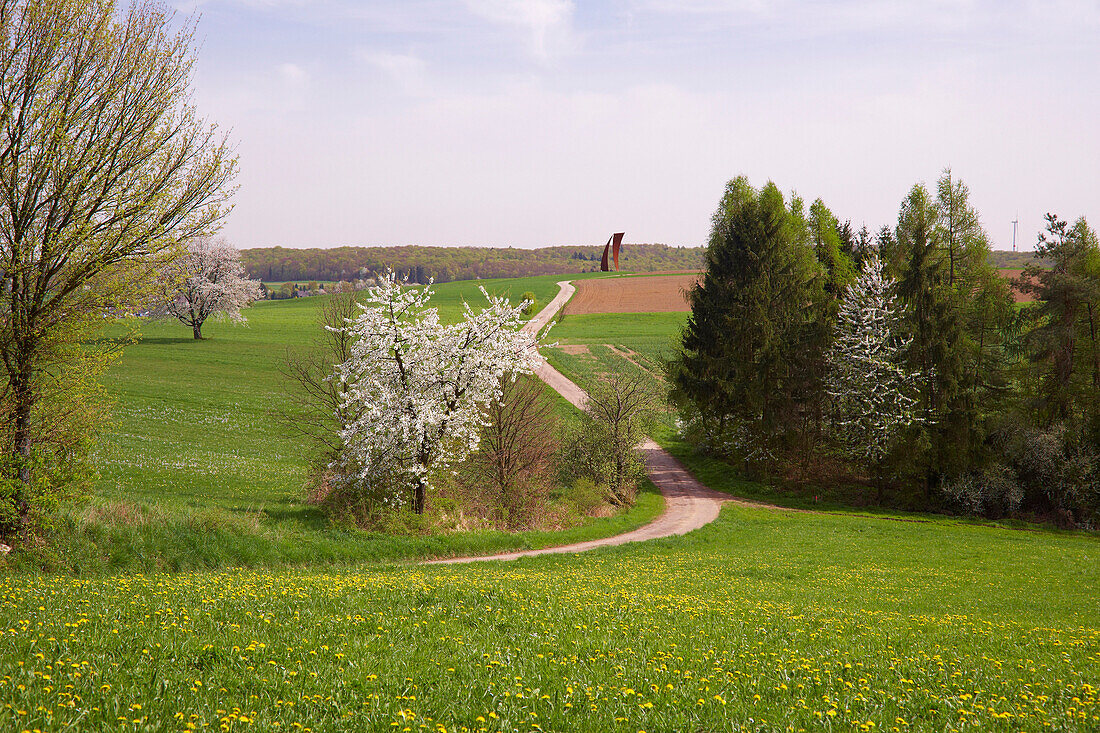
[667,170,1100,522]
[334,274,543,515]
[991,249,1047,269]
[243,243,704,284]
[986,420,1100,526]
[520,290,538,316]
[1020,214,1100,425]
[564,372,655,506]
[0,0,235,535]
[670,176,828,467]
[824,254,923,466]
[939,463,1023,518]
[158,236,263,339]
[466,375,558,529]
[888,171,1015,487]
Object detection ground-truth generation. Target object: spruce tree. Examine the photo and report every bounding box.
[671,177,827,464]
[1022,214,1100,425]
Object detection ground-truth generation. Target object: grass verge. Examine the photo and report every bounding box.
[7,480,663,574]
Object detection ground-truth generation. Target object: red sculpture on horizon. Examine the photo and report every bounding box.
[600,232,625,272]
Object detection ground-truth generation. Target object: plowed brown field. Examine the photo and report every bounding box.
[565,269,1029,314]
[999,269,1034,303]
[566,274,700,314]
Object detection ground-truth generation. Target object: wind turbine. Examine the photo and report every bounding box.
[1011,213,1019,252]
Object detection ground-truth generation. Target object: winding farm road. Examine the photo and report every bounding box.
[426,280,730,565]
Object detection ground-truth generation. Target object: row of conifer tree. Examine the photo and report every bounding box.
[670,171,1099,527]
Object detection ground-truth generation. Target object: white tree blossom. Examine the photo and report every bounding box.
[825,254,924,464]
[335,273,542,514]
[161,236,263,339]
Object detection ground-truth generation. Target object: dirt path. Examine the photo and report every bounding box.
[425,280,732,565]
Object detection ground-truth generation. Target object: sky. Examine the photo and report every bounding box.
[179,0,1099,251]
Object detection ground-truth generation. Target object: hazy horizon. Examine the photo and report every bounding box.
[183,1,1098,252]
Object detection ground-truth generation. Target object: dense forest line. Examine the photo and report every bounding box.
[241,243,704,283]
[990,250,1043,268]
[671,171,1098,527]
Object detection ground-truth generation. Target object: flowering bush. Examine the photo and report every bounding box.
[333,273,542,514]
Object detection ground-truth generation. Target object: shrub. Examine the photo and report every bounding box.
[940,464,1023,518]
[520,291,538,316]
[561,373,655,507]
[565,477,606,516]
[466,376,558,529]
[975,420,1100,527]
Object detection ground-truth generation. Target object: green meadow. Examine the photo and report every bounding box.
[1,275,1097,732]
[18,273,666,573]
[2,506,1097,731]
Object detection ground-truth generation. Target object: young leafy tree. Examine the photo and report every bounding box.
[335,273,542,515]
[161,236,262,339]
[281,291,364,475]
[935,169,986,288]
[808,198,856,300]
[892,172,1014,492]
[670,176,827,464]
[0,0,235,528]
[825,254,923,475]
[568,371,656,506]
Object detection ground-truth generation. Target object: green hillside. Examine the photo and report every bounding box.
[2,276,1097,731]
[18,273,667,572]
[3,502,1096,731]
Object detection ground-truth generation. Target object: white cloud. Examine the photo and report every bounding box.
[464,0,576,60]
[277,62,308,85]
[355,50,429,96]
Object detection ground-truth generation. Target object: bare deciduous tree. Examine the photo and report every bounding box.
[280,291,363,466]
[160,236,262,339]
[469,375,558,528]
[0,0,236,528]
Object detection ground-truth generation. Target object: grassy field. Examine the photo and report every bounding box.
[15,272,668,572]
[2,275,1098,732]
[2,505,1096,731]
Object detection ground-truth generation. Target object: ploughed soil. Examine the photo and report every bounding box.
[566,270,1030,314]
[566,273,701,315]
[998,269,1034,303]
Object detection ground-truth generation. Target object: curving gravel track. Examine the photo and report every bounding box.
[425,280,730,565]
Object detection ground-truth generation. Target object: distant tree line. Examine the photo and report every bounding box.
[990,250,1044,269]
[241,244,704,284]
[671,171,1099,528]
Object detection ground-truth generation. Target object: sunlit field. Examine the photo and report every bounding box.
[2,506,1097,731]
[2,274,1098,732]
[98,275,576,512]
[14,273,671,573]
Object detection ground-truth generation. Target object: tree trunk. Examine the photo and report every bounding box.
[10,362,34,524]
[193,321,203,340]
[413,479,426,515]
